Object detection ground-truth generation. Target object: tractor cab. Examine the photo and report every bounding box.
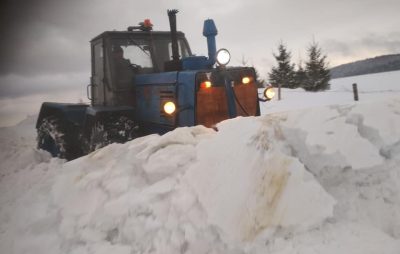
[89,27,192,107]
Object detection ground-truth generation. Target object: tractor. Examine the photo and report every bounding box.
[36,10,275,160]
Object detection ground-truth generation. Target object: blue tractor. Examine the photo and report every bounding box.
[36,10,274,160]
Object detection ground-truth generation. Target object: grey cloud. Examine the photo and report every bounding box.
[323,40,352,56]
[1,0,400,98]
[323,32,400,57]
[320,32,400,68]
[360,33,400,53]
[0,72,87,99]
[0,0,168,76]
[0,0,92,76]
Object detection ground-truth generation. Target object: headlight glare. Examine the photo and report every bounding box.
[200,81,212,89]
[216,49,230,66]
[264,86,275,100]
[163,101,176,115]
[242,76,251,84]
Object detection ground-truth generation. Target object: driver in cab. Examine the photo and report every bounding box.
[112,46,135,89]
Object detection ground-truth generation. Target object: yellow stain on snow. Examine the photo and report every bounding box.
[74,172,87,183]
[240,155,291,241]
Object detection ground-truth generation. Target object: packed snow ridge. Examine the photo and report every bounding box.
[1,98,400,253]
[1,71,400,253]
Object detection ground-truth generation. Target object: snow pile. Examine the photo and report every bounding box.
[1,71,400,253]
[0,115,52,176]
[4,121,332,253]
[186,117,335,242]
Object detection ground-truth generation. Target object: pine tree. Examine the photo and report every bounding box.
[254,67,265,88]
[295,61,307,88]
[268,43,297,89]
[303,42,331,91]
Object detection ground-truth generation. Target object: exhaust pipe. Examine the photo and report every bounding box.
[203,19,218,66]
[167,9,180,61]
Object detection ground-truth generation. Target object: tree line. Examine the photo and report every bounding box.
[267,41,331,92]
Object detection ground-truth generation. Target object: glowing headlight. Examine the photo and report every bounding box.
[264,86,275,100]
[216,49,230,66]
[163,101,176,115]
[200,81,212,89]
[242,76,251,84]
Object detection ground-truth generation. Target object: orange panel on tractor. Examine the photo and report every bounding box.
[196,87,229,128]
[233,83,258,116]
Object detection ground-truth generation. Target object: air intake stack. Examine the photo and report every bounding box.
[165,9,182,71]
[203,19,218,66]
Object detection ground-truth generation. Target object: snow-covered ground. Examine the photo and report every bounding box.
[261,70,400,114]
[1,71,400,254]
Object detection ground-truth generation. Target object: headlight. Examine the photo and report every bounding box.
[200,81,212,89]
[242,76,251,84]
[264,86,275,100]
[216,48,230,66]
[163,101,176,115]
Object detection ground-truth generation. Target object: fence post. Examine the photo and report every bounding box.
[278,83,281,100]
[352,83,359,101]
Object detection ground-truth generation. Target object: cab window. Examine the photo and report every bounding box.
[152,38,190,72]
[110,39,154,89]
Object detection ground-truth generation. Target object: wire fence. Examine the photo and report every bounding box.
[259,89,400,95]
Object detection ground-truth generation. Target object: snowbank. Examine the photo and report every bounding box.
[186,117,335,242]
[34,120,334,253]
[1,71,400,253]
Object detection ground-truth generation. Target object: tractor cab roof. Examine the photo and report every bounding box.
[90,30,186,42]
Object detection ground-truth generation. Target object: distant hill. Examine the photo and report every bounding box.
[330,54,400,79]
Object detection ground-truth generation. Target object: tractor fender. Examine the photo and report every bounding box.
[36,102,89,160]
[36,102,89,129]
[82,106,136,132]
[83,106,135,127]
[81,106,136,153]
[85,105,135,117]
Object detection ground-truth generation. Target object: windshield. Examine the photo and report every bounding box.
[109,39,152,90]
[110,37,190,77]
[152,38,190,71]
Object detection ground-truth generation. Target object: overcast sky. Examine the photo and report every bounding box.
[0,0,399,101]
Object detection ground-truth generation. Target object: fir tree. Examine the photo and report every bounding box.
[254,67,265,88]
[268,43,297,89]
[303,42,331,91]
[295,61,307,88]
